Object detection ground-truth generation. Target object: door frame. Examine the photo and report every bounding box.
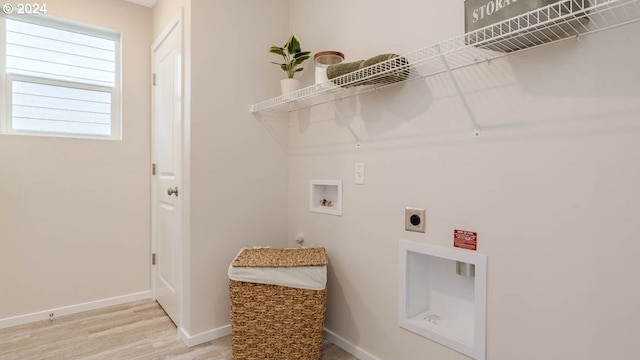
[150,9,189,334]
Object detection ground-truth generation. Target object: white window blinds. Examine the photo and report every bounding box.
[2,17,120,139]
[6,19,116,87]
[11,80,112,136]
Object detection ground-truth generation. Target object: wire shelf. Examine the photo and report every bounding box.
[249,0,640,114]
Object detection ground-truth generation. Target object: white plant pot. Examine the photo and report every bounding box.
[280,78,300,99]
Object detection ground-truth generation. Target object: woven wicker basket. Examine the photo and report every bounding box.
[229,248,328,360]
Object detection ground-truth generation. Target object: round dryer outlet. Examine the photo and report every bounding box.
[405,207,426,233]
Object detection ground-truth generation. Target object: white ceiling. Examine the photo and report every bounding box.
[124,0,157,8]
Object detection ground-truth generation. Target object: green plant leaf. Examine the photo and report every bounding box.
[293,51,311,59]
[295,68,304,72]
[268,46,286,57]
[287,35,301,54]
[293,53,311,61]
[292,55,310,66]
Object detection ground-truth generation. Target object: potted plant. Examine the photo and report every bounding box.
[269,34,311,96]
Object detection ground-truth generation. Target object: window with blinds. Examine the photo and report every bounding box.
[1,17,121,139]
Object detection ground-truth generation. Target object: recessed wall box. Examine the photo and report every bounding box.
[309,180,342,216]
[399,240,487,360]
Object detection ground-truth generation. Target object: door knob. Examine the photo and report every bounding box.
[167,186,179,196]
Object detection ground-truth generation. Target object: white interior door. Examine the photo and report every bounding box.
[151,14,182,326]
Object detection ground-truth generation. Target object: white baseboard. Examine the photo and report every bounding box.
[179,324,231,347]
[0,291,152,330]
[177,324,379,359]
[175,323,378,359]
[323,328,382,360]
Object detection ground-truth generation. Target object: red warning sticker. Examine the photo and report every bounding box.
[454,230,477,250]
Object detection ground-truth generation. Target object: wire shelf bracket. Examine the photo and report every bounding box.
[437,44,482,138]
[323,93,362,148]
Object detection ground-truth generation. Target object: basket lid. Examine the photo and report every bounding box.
[232,247,327,268]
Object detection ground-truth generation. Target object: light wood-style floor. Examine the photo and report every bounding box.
[0,300,357,360]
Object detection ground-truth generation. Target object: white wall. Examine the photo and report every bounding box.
[0,0,152,320]
[289,1,640,359]
[152,0,185,39]
[151,0,291,339]
[187,0,290,336]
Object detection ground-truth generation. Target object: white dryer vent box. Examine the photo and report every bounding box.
[399,240,487,360]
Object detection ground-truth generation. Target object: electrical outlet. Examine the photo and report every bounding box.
[405,207,426,233]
